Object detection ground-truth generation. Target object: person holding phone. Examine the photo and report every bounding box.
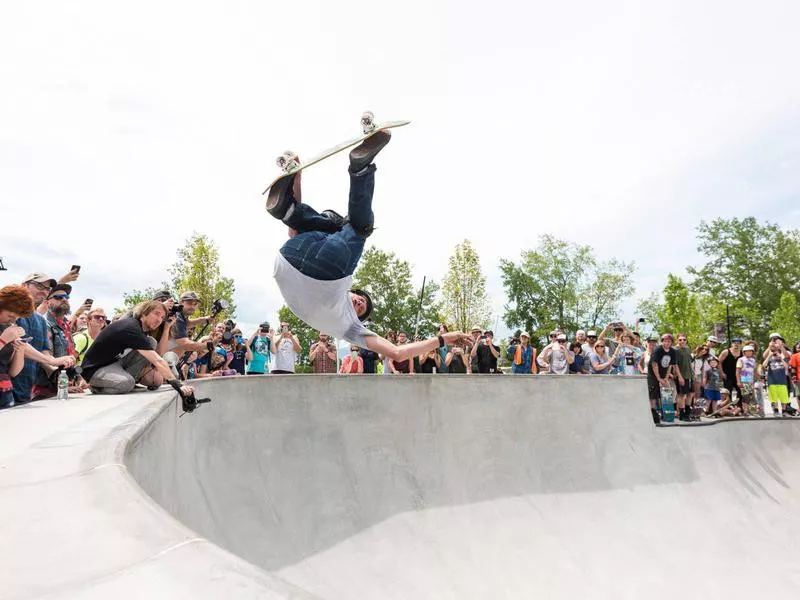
[246,323,272,375]
[309,332,337,374]
[271,322,301,374]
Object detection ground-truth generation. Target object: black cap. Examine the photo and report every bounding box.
[47,284,72,298]
[152,290,172,301]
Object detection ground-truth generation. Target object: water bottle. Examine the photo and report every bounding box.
[56,370,69,401]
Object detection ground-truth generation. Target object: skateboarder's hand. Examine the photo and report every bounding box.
[443,332,473,347]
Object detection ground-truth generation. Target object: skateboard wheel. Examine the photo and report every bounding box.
[361,111,376,134]
[276,151,300,173]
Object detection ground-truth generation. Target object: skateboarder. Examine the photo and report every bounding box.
[266,132,471,360]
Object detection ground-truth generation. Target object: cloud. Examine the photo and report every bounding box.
[2,0,799,339]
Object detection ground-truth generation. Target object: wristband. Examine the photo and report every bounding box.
[438,335,445,348]
[167,379,183,392]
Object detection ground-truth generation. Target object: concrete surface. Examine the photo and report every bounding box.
[4,375,800,599]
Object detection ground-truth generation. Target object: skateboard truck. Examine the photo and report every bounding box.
[276,151,300,174]
[360,111,376,134]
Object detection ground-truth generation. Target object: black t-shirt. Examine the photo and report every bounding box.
[229,346,247,375]
[82,317,153,381]
[649,346,676,381]
[449,354,467,374]
[172,312,189,340]
[359,348,379,374]
[419,356,438,374]
[476,342,500,373]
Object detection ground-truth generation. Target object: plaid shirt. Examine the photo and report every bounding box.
[12,314,51,402]
[310,341,337,373]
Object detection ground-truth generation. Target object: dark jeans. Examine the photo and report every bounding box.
[280,164,375,281]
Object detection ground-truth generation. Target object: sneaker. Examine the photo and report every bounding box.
[266,175,296,220]
[349,130,391,173]
[773,408,781,417]
[784,405,798,417]
[651,407,661,424]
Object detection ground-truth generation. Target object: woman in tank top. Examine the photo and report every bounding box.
[719,338,743,396]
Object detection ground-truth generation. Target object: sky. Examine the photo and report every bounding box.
[2,0,800,341]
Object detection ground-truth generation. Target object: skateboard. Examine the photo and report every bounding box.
[261,111,410,197]
[660,385,675,423]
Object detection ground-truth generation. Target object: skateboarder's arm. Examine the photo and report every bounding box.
[365,332,471,363]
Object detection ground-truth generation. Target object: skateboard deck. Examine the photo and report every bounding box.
[262,111,410,196]
[660,385,675,423]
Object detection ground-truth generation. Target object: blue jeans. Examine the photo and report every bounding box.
[280,164,375,281]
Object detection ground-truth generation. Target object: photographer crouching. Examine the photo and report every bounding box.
[81,300,193,397]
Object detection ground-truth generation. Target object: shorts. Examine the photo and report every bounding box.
[704,389,721,402]
[677,378,693,395]
[739,382,755,403]
[768,384,789,405]
[648,381,661,401]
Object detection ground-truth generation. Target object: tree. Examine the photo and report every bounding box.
[770,292,800,346]
[441,240,491,332]
[278,305,316,369]
[352,247,443,336]
[636,274,707,346]
[118,284,173,313]
[501,235,635,342]
[169,232,236,322]
[688,217,800,341]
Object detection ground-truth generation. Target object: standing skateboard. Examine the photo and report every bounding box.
[660,385,675,423]
[262,111,410,198]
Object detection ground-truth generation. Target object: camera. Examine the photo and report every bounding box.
[168,304,184,317]
[212,299,230,314]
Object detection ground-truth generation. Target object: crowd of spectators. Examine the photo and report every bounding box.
[3,270,799,425]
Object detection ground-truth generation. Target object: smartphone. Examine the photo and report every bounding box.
[71,265,81,273]
[84,298,93,306]
[260,328,269,334]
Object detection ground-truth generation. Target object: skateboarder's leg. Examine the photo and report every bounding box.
[268,174,342,234]
[347,164,376,237]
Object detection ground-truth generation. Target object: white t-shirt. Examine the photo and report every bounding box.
[274,253,377,346]
[272,337,298,372]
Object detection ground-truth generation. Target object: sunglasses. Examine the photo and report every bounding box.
[595,344,605,348]
[51,294,70,300]
[91,314,107,320]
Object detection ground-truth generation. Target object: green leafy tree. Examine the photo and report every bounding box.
[352,247,443,336]
[278,305,316,369]
[441,240,491,332]
[169,232,236,322]
[636,274,707,346]
[769,292,800,346]
[501,235,635,341]
[688,217,800,341]
[117,284,172,313]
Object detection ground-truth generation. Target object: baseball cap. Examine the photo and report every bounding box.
[47,284,72,297]
[707,335,721,343]
[661,333,673,341]
[556,333,567,341]
[742,345,755,352]
[520,331,530,338]
[471,325,482,333]
[180,291,200,301]
[707,355,719,362]
[769,332,784,341]
[587,330,597,337]
[152,290,172,301]
[23,272,57,288]
[731,337,743,343]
